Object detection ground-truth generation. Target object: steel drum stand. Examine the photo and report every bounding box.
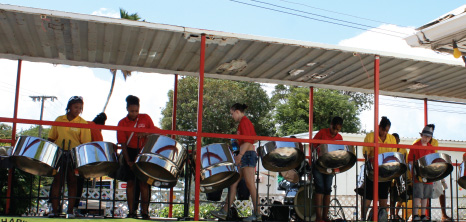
[355,146,359,222]
[255,140,261,219]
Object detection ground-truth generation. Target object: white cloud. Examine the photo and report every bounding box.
[91,8,120,19]
[339,24,466,141]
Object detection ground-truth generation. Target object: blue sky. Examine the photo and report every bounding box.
[1,0,466,142]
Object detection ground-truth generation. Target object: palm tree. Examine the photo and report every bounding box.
[102,9,141,112]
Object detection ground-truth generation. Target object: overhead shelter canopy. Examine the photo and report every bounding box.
[405,4,466,56]
[2,4,466,102]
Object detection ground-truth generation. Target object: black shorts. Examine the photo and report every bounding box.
[364,179,391,200]
[123,147,140,180]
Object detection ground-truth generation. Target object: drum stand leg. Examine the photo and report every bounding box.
[183,153,191,219]
[255,141,261,218]
[112,177,116,218]
[355,146,359,222]
[456,161,459,222]
[59,151,69,216]
[36,175,41,216]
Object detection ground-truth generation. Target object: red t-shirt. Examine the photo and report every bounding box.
[312,128,343,157]
[312,128,343,148]
[88,121,104,142]
[237,116,256,145]
[117,114,157,149]
[408,140,435,184]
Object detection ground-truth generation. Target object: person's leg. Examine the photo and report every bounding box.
[75,177,84,208]
[224,172,241,211]
[66,167,78,214]
[312,164,325,221]
[126,180,135,214]
[49,173,62,214]
[139,182,150,215]
[243,166,258,214]
[322,174,334,221]
[413,198,421,217]
[440,191,450,220]
[362,199,372,220]
[314,193,323,221]
[420,198,428,217]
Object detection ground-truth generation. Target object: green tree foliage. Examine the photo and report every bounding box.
[0,123,12,146]
[160,77,275,146]
[18,125,51,139]
[272,85,373,136]
[120,8,141,21]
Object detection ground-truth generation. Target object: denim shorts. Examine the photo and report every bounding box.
[240,151,257,168]
[312,163,334,195]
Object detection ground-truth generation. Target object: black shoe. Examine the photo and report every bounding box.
[127,213,136,218]
[141,213,150,220]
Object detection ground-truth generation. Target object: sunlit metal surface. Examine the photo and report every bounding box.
[71,141,118,179]
[2,4,466,103]
[133,134,187,188]
[415,152,453,182]
[367,152,407,182]
[258,141,304,172]
[196,143,239,193]
[10,136,62,176]
[315,144,356,174]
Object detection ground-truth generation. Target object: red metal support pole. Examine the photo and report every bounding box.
[424,98,428,126]
[308,86,314,161]
[169,74,179,218]
[194,34,206,221]
[6,59,22,214]
[373,55,380,221]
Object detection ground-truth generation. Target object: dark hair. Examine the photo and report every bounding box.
[126,95,140,108]
[426,124,435,131]
[66,96,83,113]
[379,116,391,129]
[230,103,248,112]
[392,133,400,140]
[93,112,107,125]
[331,116,343,126]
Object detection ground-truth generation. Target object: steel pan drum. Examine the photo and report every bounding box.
[258,141,304,172]
[367,152,407,182]
[71,141,118,179]
[10,136,62,176]
[197,143,240,193]
[315,144,356,174]
[293,185,314,220]
[458,162,466,189]
[414,153,452,183]
[133,134,187,188]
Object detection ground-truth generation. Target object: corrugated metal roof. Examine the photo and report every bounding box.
[2,4,466,102]
[405,5,466,57]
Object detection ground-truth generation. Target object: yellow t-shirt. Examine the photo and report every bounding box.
[48,115,92,150]
[362,132,398,158]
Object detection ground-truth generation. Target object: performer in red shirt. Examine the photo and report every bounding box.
[408,126,435,221]
[211,103,260,221]
[312,116,343,222]
[117,95,158,220]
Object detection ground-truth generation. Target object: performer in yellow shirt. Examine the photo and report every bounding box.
[47,96,91,218]
[361,116,397,220]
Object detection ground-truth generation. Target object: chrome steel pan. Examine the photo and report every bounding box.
[197,143,240,193]
[315,144,356,174]
[458,162,466,189]
[258,141,304,172]
[10,136,62,176]
[415,152,452,183]
[133,134,187,188]
[71,141,118,179]
[0,146,13,169]
[367,152,407,182]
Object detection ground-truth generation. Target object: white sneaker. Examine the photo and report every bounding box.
[211,208,227,220]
